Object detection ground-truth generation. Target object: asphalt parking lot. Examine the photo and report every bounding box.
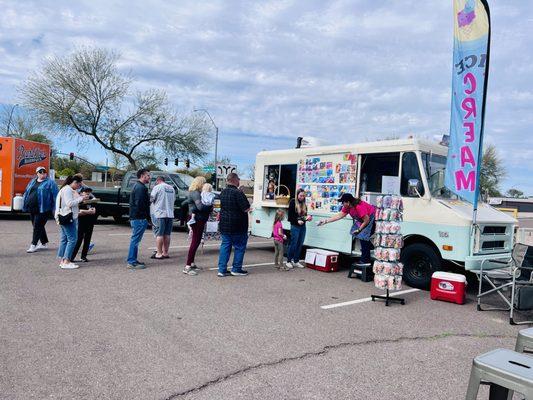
[1,216,531,400]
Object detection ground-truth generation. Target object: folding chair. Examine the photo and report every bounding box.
[474,243,533,325]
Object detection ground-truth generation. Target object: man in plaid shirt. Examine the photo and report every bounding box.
[217,173,251,277]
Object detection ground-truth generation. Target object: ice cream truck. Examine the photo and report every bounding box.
[251,138,517,289]
[0,136,51,212]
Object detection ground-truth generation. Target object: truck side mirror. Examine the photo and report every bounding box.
[407,179,422,198]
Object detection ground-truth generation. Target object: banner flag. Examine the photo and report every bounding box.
[445,0,490,205]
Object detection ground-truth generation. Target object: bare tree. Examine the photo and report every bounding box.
[0,105,51,141]
[20,47,210,169]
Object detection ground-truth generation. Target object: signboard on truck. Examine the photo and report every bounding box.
[0,137,51,211]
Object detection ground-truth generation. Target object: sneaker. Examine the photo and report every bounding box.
[61,262,80,269]
[88,243,95,253]
[294,262,305,269]
[127,262,146,270]
[27,245,37,253]
[36,243,48,251]
[230,270,248,276]
[285,262,294,270]
[217,271,229,277]
[190,263,201,270]
[80,258,89,263]
[183,265,198,275]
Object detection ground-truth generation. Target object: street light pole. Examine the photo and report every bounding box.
[6,104,18,136]
[193,108,219,190]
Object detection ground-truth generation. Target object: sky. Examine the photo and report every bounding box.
[0,0,532,194]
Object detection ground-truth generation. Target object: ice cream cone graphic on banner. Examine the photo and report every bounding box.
[454,0,489,43]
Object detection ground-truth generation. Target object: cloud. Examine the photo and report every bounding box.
[1,0,532,193]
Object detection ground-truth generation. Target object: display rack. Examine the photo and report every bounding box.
[371,194,405,306]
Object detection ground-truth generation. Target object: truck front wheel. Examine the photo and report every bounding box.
[401,243,441,290]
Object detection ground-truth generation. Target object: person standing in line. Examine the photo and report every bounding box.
[272,209,288,270]
[23,166,59,253]
[150,176,175,260]
[217,173,251,277]
[183,176,212,275]
[71,187,97,262]
[317,193,376,266]
[126,168,151,269]
[55,175,89,269]
[286,188,313,269]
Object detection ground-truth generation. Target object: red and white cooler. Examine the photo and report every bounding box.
[430,271,467,305]
[305,249,339,272]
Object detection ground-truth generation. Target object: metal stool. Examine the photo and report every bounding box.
[516,328,533,354]
[465,349,533,399]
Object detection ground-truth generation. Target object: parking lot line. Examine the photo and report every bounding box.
[320,288,420,310]
[147,241,273,250]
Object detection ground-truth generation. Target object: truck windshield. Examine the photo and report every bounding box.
[421,152,457,199]
[170,173,193,190]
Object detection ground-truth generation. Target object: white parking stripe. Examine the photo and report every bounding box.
[208,262,275,271]
[320,288,421,309]
[147,241,273,250]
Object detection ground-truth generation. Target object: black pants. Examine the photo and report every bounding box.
[71,217,95,260]
[30,212,50,246]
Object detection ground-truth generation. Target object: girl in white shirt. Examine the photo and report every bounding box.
[55,175,89,269]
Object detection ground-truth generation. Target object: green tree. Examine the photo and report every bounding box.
[480,144,506,197]
[506,188,524,198]
[20,47,210,169]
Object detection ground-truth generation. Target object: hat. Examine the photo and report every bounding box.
[36,167,47,173]
[338,193,356,203]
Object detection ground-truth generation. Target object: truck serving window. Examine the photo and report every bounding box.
[360,153,400,193]
[401,152,425,196]
[263,164,297,200]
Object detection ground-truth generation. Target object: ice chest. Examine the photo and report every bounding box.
[430,271,467,305]
[305,249,339,272]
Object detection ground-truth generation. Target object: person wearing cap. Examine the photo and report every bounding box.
[22,166,59,253]
[317,193,376,266]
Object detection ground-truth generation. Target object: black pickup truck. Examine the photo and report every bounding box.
[92,171,192,225]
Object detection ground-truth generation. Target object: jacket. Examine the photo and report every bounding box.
[188,190,212,222]
[55,186,84,221]
[219,184,250,234]
[22,177,59,214]
[288,199,307,226]
[129,181,150,220]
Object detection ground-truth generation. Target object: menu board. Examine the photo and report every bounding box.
[297,153,357,213]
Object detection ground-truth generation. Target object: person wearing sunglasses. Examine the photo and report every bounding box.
[22,167,59,253]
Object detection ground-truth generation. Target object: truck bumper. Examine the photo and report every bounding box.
[464,252,512,271]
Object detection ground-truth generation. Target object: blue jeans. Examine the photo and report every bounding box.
[217,233,248,273]
[127,219,148,264]
[57,219,78,261]
[287,224,306,263]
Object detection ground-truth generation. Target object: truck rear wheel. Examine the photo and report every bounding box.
[401,243,441,290]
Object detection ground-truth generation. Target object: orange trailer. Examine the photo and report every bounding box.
[0,137,51,211]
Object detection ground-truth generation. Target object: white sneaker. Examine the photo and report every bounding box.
[61,262,79,269]
[36,243,47,251]
[182,265,198,275]
[285,262,294,270]
[294,262,305,268]
[27,245,37,253]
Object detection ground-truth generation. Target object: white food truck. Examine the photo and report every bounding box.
[251,138,517,289]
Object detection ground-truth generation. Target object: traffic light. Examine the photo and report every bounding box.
[185,159,190,168]
[69,152,74,161]
[174,158,179,166]
[164,157,168,166]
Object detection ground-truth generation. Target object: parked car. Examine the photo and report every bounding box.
[92,171,192,225]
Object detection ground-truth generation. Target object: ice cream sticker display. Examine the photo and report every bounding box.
[297,153,357,213]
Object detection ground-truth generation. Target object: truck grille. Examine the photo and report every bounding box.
[475,225,513,255]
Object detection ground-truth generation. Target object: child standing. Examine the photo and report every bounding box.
[273,209,288,270]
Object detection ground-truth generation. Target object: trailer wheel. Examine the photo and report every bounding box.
[401,243,441,290]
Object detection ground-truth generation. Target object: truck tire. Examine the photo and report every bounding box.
[401,243,441,290]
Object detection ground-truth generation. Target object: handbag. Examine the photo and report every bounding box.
[57,190,74,226]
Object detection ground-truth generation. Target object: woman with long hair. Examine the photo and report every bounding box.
[55,175,89,269]
[286,188,312,269]
[317,193,376,266]
[183,176,213,275]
